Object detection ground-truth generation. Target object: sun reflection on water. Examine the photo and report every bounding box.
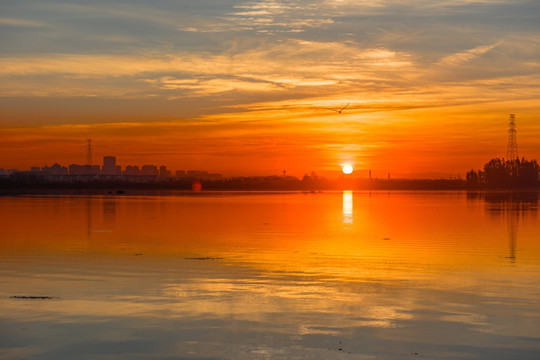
[342,190,353,224]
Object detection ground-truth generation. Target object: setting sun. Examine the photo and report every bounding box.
[342,165,353,174]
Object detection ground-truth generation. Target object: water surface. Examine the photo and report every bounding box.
[1,191,539,359]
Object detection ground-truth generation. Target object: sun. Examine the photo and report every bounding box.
[342,164,353,174]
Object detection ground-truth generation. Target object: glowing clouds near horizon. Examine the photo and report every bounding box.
[342,165,353,175]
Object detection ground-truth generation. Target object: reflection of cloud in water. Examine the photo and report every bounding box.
[342,190,353,224]
[2,194,540,359]
[86,197,92,239]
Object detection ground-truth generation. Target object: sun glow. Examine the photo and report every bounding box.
[342,165,353,174]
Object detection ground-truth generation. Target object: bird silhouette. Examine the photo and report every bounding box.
[328,102,349,114]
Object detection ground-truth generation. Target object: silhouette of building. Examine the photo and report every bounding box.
[102,156,121,175]
[141,165,158,176]
[42,163,68,175]
[69,164,85,175]
[159,165,171,178]
[4,153,229,186]
[124,165,141,176]
[69,164,100,175]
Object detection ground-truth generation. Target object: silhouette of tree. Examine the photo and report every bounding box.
[466,169,480,187]
[467,158,539,188]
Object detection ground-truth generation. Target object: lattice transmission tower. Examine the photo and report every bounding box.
[507,114,518,160]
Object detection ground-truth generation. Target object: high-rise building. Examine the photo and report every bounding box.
[102,156,120,175]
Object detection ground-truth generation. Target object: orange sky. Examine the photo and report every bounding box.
[1,1,539,178]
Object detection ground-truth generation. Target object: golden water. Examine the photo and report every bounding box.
[1,191,539,359]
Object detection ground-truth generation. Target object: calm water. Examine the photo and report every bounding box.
[1,191,539,359]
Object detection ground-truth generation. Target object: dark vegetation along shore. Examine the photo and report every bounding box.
[1,158,538,194]
[466,158,539,189]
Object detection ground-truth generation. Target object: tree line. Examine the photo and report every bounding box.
[466,158,540,188]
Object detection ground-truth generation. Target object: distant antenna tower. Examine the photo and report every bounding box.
[86,139,93,174]
[507,114,518,160]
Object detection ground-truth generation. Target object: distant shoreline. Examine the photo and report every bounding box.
[3,170,540,196]
[2,185,539,197]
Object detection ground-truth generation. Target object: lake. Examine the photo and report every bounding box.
[1,191,539,359]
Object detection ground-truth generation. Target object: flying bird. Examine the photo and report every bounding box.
[328,102,349,114]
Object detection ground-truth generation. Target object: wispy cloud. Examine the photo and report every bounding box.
[0,39,414,98]
[438,42,501,66]
[223,0,337,33]
[148,77,282,95]
[0,17,46,27]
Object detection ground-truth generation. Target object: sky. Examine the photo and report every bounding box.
[1,0,539,178]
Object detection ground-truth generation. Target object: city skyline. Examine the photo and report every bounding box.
[0,152,453,180]
[1,1,540,178]
[1,154,224,180]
